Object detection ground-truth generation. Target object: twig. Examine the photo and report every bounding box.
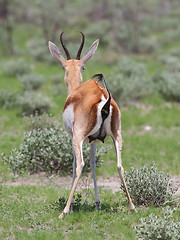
[163,198,180,205]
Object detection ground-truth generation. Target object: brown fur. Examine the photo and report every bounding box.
[64,79,121,139]
[48,38,135,218]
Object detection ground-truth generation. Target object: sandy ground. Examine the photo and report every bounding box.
[2,173,180,196]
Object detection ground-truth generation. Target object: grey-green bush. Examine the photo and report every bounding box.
[138,36,158,53]
[51,73,64,96]
[3,127,108,175]
[162,27,180,45]
[27,39,56,64]
[24,113,61,130]
[170,47,180,57]
[18,92,54,115]
[121,163,177,206]
[159,55,180,72]
[0,90,18,108]
[135,207,180,240]
[3,58,30,76]
[153,72,180,101]
[51,74,63,85]
[18,73,45,91]
[108,57,153,102]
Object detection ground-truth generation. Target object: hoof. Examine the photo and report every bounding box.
[95,201,101,210]
[58,212,66,219]
[129,203,135,211]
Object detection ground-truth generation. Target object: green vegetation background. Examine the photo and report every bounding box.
[0,0,179,239]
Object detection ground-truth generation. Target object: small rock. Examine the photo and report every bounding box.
[144,126,152,131]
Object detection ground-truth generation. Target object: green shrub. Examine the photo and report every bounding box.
[52,194,83,212]
[3,58,30,76]
[121,163,177,206]
[52,194,97,213]
[153,72,180,101]
[170,47,180,57]
[24,113,61,130]
[85,20,110,46]
[108,58,153,102]
[138,36,158,53]
[51,73,64,96]
[162,27,180,44]
[18,73,45,91]
[27,39,47,61]
[27,39,56,64]
[51,74,63,85]
[135,207,180,240]
[159,55,180,72]
[18,92,54,115]
[3,127,108,175]
[0,90,18,108]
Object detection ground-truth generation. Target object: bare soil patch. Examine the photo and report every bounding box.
[2,173,180,195]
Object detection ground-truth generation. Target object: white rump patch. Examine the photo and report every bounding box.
[88,94,113,139]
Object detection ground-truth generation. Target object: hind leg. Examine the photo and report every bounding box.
[70,140,77,211]
[90,143,101,209]
[59,135,84,219]
[113,131,135,210]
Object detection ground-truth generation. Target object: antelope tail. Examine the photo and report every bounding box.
[92,73,111,121]
[88,74,111,143]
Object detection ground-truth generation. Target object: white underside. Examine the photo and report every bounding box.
[63,103,74,135]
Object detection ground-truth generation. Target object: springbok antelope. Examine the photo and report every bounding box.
[48,32,135,219]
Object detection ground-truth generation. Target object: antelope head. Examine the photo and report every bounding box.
[48,32,99,95]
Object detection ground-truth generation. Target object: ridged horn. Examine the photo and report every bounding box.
[60,32,71,60]
[76,32,85,60]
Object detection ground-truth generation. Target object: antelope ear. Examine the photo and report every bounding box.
[81,39,99,64]
[48,41,66,67]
